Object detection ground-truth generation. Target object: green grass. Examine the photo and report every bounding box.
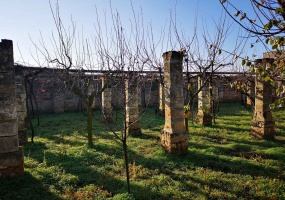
[1,102,285,200]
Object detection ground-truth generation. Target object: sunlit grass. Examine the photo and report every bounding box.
[0,102,284,199]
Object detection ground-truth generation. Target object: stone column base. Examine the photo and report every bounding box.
[102,109,113,123]
[0,147,24,178]
[126,122,141,136]
[160,130,188,154]
[251,121,275,139]
[196,112,212,126]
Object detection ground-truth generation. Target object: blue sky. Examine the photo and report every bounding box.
[0,0,263,68]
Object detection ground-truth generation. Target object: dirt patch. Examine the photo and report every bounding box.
[227,150,267,161]
[207,134,227,144]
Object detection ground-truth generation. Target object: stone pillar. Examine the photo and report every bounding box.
[88,81,97,110]
[139,86,146,111]
[161,51,188,154]
[196,75,212,126]
[53,92,64,114]
[138,87,143,111]
[211,85,219,113]
[246,81,255,107]
[125,76,141,135]
[0,39,24,178]
[15,65,28,144]
[102,76,112,122]
[158,83,165,116]
[251,59,275,139]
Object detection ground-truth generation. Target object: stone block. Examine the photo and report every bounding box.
[0,147,24,178]
[0,106,17,120]
[165,109,183,119]
[160,130,188,154]
[0,134,19,153]
[251,121,275,139]
[126,121,141,135]
[172,120,186,132]
[126,107,139,117]
[0,120,18,136]
[126,99,139,107]
[164,118,185,132]
[196,111,212,126]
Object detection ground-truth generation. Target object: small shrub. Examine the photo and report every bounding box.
[67,184,111,200]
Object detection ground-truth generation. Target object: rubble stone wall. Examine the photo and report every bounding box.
[17,67,251,114]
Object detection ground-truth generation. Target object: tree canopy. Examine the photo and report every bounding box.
[220,0,285,108]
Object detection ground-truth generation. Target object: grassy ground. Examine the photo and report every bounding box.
[0,102,285,200]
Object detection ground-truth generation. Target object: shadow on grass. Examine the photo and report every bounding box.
[133,141,282,179]
[0,172,62,200]
[138,132,160,141]
[24,139,166,199]
[23,104,284,199]
[227,136,285,148]
[24,141,49,163]
[39,134,87,147]
[42,148,169,199]
[22,131,284,199]
[190,120,285,148]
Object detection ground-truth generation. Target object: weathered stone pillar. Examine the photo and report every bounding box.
[196,75,212,126]
[15,65,28,144]
[138,87,143,111]
[246,81,255,107]
[125,76,141,135]
[87,81,97,110]
[251,58,275,139]
[158,83,165,116]
[101,76,112,122]
[161,51,188,154]
[0,39,24,178]
[53,92,64,114]
[211,85,219,113]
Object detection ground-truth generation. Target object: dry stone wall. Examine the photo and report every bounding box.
[18,67,251,115]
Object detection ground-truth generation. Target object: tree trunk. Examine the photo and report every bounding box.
[184,118,189,132]
[87,105,93,146]
[123,142,131,193]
